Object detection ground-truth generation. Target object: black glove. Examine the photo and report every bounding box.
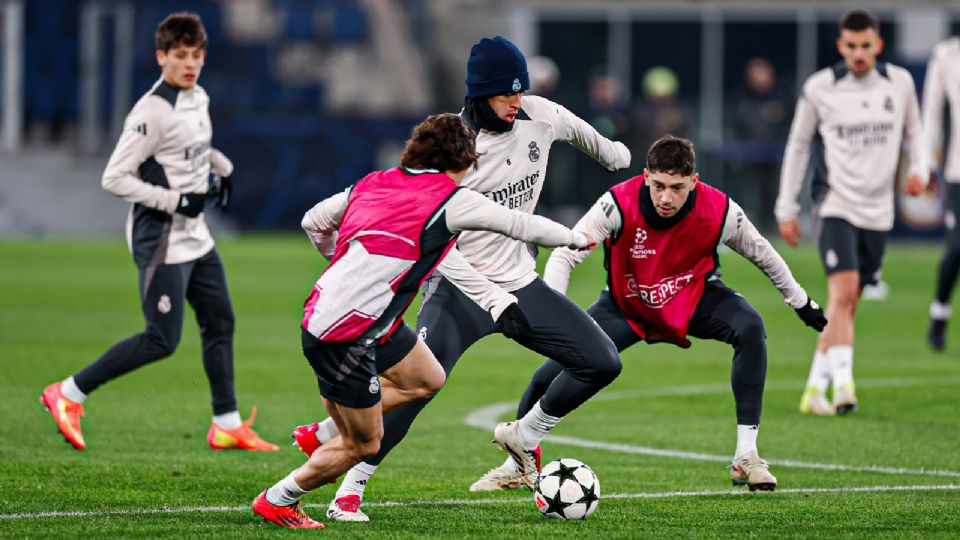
[795,297,827,332]
[496,302,532,339]
[208,174,232,208]
[175,192,207,218]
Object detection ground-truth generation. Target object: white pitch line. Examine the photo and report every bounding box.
[2,484,958,521]
[465,376,960,479]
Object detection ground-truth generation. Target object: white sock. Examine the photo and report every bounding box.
[804,350,831,394]
[212,411,242,430]
[930,301,952,320]
[335,462,378,500]
[266,471,311,506]
[829,345,854,390]
[316,418,339,444]
[60,376,87,404]
[516,401,561,450]
[735,424,759,459]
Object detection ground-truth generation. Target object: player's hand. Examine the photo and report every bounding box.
[903,173,924,196]
[496,302,532,339]
[208,174,232,208]
[570,232,598,251]
[778,219,801,247]
[795,297,827,332]
[175,193,207,218]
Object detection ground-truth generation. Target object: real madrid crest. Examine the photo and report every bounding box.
[528,141,540,162]
[512,77,522,92]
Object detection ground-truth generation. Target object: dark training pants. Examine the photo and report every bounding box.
[73,248,238,415]
[362,276,621,466]
[934,183,960,304]
[518,281,767,426]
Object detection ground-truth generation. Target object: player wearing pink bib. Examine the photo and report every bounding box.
[472,135,826,493]
[252,113,593,528]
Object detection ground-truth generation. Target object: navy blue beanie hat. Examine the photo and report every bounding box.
[465,36,530,98]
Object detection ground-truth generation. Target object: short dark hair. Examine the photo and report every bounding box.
[839,9,879,34]
[400,113,479,173]
[155,12,207,52]
[646,135,696,176]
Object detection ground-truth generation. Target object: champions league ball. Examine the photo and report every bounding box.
[533,458,600,520]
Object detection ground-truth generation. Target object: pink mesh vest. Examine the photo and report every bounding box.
[604,176,728,347]
[303,167,461,343]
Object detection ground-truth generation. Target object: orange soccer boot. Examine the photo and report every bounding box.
[252,490,323,529]
[40,382,86,450]
[207,407,279,451]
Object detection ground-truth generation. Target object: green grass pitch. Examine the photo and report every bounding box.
[1,236,958,538]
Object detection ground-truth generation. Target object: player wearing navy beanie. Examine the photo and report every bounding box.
[465,36,530,98]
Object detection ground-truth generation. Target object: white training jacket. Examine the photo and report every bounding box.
[775,62,926,231]
[923,37,960,183]
[102,77,233,266]
[544,191,808,309]
[435,95,632,319]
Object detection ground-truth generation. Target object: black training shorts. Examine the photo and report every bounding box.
[816,217,887,287]
[301,323,417,408]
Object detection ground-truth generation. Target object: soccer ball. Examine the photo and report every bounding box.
[533,458,600,520]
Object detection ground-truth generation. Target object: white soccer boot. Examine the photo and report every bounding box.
[799,387,835,416]
[833,383,858,415]
[491,422,541,490]
[730,450,777,491]
[469,447,541,492]
[326,494,369,522]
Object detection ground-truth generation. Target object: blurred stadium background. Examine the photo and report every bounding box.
[1,0,958,237]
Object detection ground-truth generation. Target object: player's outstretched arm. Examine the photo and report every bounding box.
[301,188,349,259]
[724,200,809,308]
[544,191,621,294]
[522,95,631,171]
[444,188,590,250]
[724,200,827,331]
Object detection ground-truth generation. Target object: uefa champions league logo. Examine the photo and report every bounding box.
[630,227,655,259]
[512,78,521,92]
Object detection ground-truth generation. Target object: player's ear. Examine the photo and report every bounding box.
[156,50,166,67]
[876,36,885,55]
[691,172,699,187]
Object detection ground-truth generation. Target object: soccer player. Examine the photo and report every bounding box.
[39,12,277,452]
[776,9,927,416]
[251,113,594,528]
[291,35,631,521]
[472,135,826,493]
[923,36,960,351]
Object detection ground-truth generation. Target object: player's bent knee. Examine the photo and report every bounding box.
[423,370,446,396]
[580,352,622,384]
[597,356,623,384]
[354,438,382,459]
[738,311,766,343]
[143,329,179,359]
